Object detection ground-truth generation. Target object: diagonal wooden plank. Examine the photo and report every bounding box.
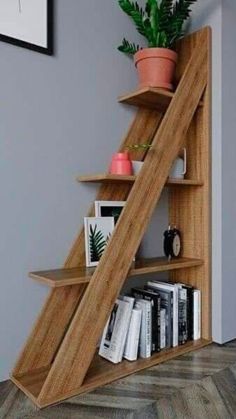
[38,29,209,405]
[12,109,161,376]
[64,108,162,268]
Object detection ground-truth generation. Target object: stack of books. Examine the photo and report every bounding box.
[99,280,201,364]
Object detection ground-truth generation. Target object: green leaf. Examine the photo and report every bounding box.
[89,225,107,262]
[168,0,197,45]
[117,0,198,51]
[118,38,140,55]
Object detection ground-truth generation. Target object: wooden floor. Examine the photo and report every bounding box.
[1,340,236,418]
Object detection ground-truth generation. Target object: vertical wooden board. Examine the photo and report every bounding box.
[38,32,208,405]
[169,27,211,341]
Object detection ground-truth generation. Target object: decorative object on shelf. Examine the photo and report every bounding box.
[0,0,53,55]
[84,217,115,267]
[125,143,151,175]
[117,0,197,89]
[95,201,126,224]
[132,160,144,175]
[170,148,187,179]
[164,225,181,260]
[109,152,133,175]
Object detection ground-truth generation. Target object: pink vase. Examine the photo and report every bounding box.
[109,152,133,175]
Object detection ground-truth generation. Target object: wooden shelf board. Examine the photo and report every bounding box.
[11,339,211,408]
[29,257,203,288]
[118,87,203,111]
[77,174,203,186]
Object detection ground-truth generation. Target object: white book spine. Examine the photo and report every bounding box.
[172,286,178,347]
[118,296,135,362]
[136,300,152,358]
[146,304,152,356]
[124,308,142,361]
[99,300,129,364]
[193,290,201,340]
[160,308,166,349]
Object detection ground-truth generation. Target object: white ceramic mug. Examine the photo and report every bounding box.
[170,148,187,179]
[132,160,144,175]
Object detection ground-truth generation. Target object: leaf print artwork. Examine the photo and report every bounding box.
[89,225,107,263]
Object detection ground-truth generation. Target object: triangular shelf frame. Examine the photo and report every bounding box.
[11,27,212,408]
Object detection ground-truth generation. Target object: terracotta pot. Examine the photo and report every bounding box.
[134,48,178,90]
[109,152,133,175]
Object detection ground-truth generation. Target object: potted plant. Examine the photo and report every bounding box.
[126,144,151,174]
[118,0,197,90]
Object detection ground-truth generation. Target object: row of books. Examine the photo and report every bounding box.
[99,280,201,364]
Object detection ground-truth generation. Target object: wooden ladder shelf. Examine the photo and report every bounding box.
[11,27,212,408]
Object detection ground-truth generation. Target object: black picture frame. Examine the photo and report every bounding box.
[0,0,53,55]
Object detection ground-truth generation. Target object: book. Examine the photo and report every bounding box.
[160,308,166,349]
[177,283,194,341]
[135,299,152,358]
[146,284,172,349]
[132,287,160,352]
[118,296,135,362]
[193,290,201,340]
[147,281,179,347]
[99,298,132,364]
[178,286,187,345]
[124,307,142,361]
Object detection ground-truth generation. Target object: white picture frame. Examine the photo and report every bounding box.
[0,0,53,55]
[84,217,115,268]
[95,201,126,224]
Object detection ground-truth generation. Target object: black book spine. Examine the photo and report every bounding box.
[183,286,194,341]
[132,289,160,353]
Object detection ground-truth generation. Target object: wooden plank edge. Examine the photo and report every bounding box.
[36,339,211,408]
[10,374,41,407]
[130,258,203,276]
[29,258,204,288]
[118,88,204,107]
[77,174,204,186]
[29,272,91,288]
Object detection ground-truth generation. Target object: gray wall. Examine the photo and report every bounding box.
[222,0,236,343]
[0,0,167,381]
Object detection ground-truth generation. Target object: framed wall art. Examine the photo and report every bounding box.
[95,201,126,224]
[0,0,53,55]
[84,217,115,268]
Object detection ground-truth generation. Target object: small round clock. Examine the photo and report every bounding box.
[164,226,181,259]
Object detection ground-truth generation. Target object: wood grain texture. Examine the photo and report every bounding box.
[12,286,85,375]
[11,27,211,409]
[12,110,162,377]
[119,86,203,111]
[37,29,208,405]
[29,257,203,288]
[65,108,163,269]
[169,27,211,340]
[78,173,203,186]
[12,339,211,408]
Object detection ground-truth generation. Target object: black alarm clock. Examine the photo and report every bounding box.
[164,225,181,259]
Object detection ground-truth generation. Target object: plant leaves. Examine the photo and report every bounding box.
[89,224,107,262]
[118,0,197,51]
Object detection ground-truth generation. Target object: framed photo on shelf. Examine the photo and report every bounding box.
[84,217,115,268]
[0,0,53,55]
[95,201,126,224]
